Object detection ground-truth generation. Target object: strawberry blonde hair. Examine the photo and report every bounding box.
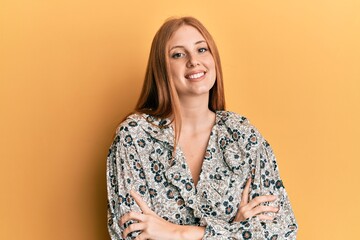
[135,16,226,150]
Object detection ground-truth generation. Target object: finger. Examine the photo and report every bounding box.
[234,205,278,222]
[258,214,275,221]
[240,177,252,207]
[122,222,145,238]
[233,208,246,222]
[119,211,145,225]
[135,233,148,240]
[130,190,153,214]
[247,195,277,209]
[249,205,279,216]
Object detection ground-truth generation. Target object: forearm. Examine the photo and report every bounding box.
[174,225,205,240]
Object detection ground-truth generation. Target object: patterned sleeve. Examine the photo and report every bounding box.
[201,125,298,239]
[106,124,149,240]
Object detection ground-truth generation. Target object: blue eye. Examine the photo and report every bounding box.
[172,53,185,59]
[199,47,208,53]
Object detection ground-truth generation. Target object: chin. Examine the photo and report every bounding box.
[190,87,214,96]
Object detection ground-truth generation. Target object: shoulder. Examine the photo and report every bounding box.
[216,110,265,145]
[216,110,251,129]
[115,112,148,133]
[114,112,172,142]
[112,112,151,143]
[117,112,171,129]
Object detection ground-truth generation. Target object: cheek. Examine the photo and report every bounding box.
[206,56,216,71]
[169,62,182,78]
[208,59,216,78]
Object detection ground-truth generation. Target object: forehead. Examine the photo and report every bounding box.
[168,25,206,47]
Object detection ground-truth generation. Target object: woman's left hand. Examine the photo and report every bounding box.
[119,190,183,240]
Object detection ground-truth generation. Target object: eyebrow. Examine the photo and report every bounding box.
[169,40,207,51]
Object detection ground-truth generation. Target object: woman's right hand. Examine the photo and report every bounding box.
[233,177,279,222]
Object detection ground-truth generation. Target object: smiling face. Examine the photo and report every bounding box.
[167,25,216,99]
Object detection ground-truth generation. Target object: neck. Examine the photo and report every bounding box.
[177,94,215,131]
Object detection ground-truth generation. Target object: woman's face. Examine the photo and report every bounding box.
[167,25,216,99]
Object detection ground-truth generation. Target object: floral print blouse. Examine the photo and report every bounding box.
[106,111,298,239]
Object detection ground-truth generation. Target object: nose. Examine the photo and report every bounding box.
[186,54,200,68]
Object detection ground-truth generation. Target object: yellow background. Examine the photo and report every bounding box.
[1,0,359,239]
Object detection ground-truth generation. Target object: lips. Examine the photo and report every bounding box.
[185,71,206,80]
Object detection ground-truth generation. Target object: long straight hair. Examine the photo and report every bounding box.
[135,16,226,153]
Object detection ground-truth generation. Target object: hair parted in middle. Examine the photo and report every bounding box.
[135,16,226,148]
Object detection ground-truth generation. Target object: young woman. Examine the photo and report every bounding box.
[107,17,298,240]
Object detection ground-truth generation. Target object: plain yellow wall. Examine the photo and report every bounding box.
[1,0,359,239]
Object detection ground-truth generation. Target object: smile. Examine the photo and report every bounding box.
[185,71,206,80]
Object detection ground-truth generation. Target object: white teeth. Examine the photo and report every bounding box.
[187,72,205,79]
